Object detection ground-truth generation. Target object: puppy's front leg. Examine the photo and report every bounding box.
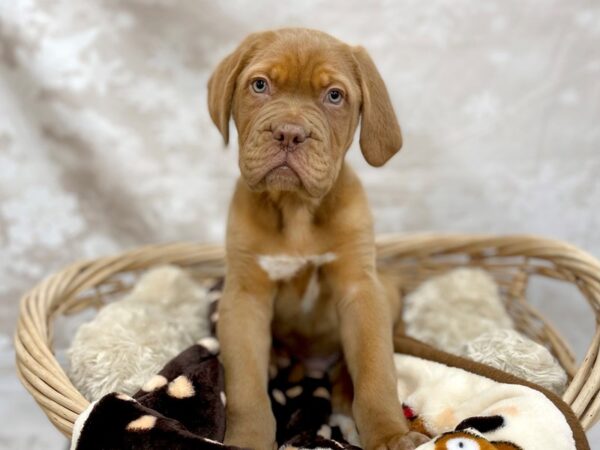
[218,272,276,450]
[332,269,428,450]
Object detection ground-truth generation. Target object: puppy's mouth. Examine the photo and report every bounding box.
[264,161,302,189]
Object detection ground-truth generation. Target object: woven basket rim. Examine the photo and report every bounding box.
[14,233,600,437]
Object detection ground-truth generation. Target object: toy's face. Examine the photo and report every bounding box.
[419,431,521,450]
[435,433,494,450]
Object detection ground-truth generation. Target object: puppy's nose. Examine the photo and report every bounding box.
[273,124,307,150]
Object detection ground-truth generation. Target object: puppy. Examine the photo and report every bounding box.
[208,28,425,450]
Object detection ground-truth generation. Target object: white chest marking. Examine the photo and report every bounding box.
[257,252,336,281]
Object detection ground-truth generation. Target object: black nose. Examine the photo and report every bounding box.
[273,123,307,150]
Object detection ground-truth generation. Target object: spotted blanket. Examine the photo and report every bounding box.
[70,335,359,450]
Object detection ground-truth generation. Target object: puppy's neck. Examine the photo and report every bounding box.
[230,162,371,256]
[240,164,350,245]
[264,190,321,217]
[267,193,318,246]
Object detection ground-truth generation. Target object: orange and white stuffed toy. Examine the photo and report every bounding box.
[393,337,588,450]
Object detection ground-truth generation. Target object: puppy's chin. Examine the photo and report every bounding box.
[264,165,302,191]
[242,168,328,199]
[239,141,337,199]
[242,168,306,196]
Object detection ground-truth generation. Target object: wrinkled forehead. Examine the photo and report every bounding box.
[240,34,358,94]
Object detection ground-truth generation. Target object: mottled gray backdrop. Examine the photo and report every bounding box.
[1,0,599,448]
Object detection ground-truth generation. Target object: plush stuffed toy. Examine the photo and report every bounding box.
[403,268,567,394]
[394,337,586,450]
[68,265,217,400]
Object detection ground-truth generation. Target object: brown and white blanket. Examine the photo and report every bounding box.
[70,335,359,450]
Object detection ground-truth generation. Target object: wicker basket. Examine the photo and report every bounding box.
[14,234,600,438]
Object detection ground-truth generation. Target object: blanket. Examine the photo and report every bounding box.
[70,298,589,450]
[70,335,359,450]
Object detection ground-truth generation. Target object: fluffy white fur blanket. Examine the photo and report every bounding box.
[404,268,567,394]
[68,265,215,400]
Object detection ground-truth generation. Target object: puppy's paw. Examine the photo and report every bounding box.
[374,431,430,450]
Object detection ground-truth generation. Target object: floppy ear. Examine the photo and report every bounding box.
[353,46,402,167]
[207,33,267,145]
[456,416,504,433]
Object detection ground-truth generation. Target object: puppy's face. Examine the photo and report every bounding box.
[232,33,361,198]
[208,29,402,199]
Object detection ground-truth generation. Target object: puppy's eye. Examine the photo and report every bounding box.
[325,89,344,105]
[251,78,269,94]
